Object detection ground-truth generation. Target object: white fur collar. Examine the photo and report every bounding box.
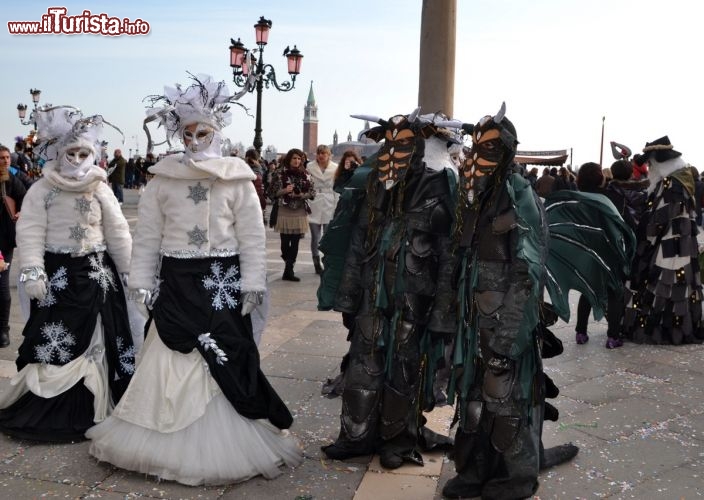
[42,161,107,192]
[647,156,687,193]
[149,154,256,181]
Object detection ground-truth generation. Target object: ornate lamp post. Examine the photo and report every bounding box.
[229,16,303,153]
[17,88,42,130]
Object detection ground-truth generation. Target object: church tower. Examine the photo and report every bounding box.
[302,81,318,157]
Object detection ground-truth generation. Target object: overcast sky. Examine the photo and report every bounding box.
[2,0,702,169]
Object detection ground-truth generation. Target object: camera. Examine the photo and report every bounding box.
[350,161,359,169]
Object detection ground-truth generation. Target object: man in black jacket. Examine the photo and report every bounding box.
[0,146,27,347]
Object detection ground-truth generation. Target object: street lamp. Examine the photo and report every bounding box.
[17,88,42,130]
[229,16,303,153]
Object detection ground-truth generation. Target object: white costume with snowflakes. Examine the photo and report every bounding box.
[128,154,266,292]
[0,159,136,442]
[87,152,302,485]
[16,162,131,272]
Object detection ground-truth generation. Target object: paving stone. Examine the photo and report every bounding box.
[0,439,113,486]
[616,463,704,499]
[573,432,698,494]
[0,433,33,461]
[565,396,679,441]
[261,351,341,382]
[537,431,621,499]
[667,411,704,442]
[267,376,322,414]
[220,456,364,500]
[636,378,704,413]
[355,470,437,500]
[96,469,225,499]
[559,371,650,406]
[0,360,16,379]
[288,409,345,460]
[0,473,90,497]
[278,319,350,357]
[545,394,594,419]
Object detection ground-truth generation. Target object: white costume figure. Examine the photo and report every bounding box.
[0,107,136,442]
[87,74,302,485]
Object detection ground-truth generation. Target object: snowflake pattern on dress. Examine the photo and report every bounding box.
[202,261,242,310]
[69,224,87,242]
[198,332,229,365]
[38,266,69,308]
[88,252,117,299]
[187,182,209,205]
[75,197,92,216]
[34,321,76,364]
[43,186,61,209]
[187,225,208,248]
[115,337,136,374]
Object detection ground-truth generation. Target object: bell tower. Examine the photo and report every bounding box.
[302,81,318,157]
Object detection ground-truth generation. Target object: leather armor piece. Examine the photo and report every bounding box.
[340,387,381,441]
[465,400,484,432]
[490,415,522,453]
[380,383,416,440]
[482,358,516,403]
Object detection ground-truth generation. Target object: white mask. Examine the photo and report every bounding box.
[183,123,214,152]
[60,147,95,180]
[182,123,222,162]
[65,147,92,166]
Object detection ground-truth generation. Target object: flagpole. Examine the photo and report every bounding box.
[599,116,605,167]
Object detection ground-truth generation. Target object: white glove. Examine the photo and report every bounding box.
[25,279,48,301]
[241,291,264,316]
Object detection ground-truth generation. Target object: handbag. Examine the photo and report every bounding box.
[268,200,279,228]
[1,183,18,222]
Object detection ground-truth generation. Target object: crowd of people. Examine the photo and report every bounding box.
[0,76,702,499]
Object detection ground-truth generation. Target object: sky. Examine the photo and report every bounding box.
[1,0,703,169]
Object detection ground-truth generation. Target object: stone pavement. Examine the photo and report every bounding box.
[0,188,702,499]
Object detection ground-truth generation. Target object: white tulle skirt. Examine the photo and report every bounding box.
[86,332,302,485]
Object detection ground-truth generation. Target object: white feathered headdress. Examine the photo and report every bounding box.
[143,72,250,153]
[34,105,123,161]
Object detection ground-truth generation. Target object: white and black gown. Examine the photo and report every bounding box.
[87,154,303,485]
[0,164,136,442]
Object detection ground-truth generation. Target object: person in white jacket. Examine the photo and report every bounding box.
[0,107,136,442]
[87,74,302,486]
[306,144,338,275]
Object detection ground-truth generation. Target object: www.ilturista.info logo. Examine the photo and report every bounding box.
[7,7,150,36]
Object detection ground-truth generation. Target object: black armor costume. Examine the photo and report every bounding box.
[445,105,547,499]
[322,111,457,469]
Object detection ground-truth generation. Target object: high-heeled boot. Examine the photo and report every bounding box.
[282,261,300,282]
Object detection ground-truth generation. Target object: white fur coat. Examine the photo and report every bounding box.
[16,162,132,273]
[129,154,266,292]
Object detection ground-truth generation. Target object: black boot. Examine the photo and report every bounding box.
[0,329,9,348]
[282,262,300,282]
[313,255,323,275]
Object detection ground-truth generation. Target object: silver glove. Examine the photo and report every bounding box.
[241,290,264,316]
[127,288,152,319]
[20,267,48,301]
